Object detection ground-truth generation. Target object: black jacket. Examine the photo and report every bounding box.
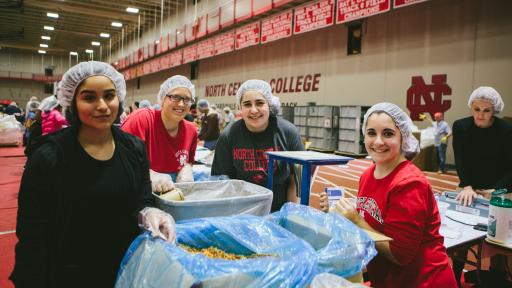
[11,126,154,288]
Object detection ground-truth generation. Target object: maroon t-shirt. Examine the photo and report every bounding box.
[357,161,457,288]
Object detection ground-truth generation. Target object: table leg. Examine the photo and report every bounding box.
[267,156,274,190]
[300,163,311,205]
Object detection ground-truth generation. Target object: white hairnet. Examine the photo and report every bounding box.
[139,99,152,109]
[157,75,195,104]
[362,102,420,160]
[39,96,59,112]
[235,79,281,115]
[28,101,41,112]
[57,61,126,110]
[467,86,504,113]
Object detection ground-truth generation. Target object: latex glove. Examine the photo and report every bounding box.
[176,164,194,183]
[139,207,176,243]
[318,192,329,213]
[455,186,478,206]
[441,136,447,144]
[418,113,427,121]
[150,169,175,194]
[331,198,360,225]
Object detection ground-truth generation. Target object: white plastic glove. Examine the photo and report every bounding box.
[176,164,194,183]
[150,169,175,193]
[139,207,176,243]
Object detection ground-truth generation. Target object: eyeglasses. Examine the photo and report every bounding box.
[166,94,193,105]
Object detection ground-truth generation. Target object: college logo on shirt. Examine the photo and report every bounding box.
[359,197,384,224]
[175,150,189,168]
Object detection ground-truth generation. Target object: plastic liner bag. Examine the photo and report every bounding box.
[155,180,273,221]
[115,215,318,288]
[310,273,367,288]
[269,203,376,278]
[0,115,22,146]
[420,126,435,149]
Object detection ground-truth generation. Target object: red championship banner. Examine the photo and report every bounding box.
[235,0,252,22]
[143,45,149,60]
[253,0,272,16]
[169,49,183,67]
[176,26,186,46]
[185,24,195,42]
[148,43,155,58]
[207,8,220,33]
[160,53,171,70]
[220,0,235,28]
[150,58,160,73]
[336,0,390,24]
[393,0,428,8]
[214,30,235,56]
[261,10,292,44]
[168,31,176,49]
[196,15,207,38]
[197,39,215,60]
[294,0,334,35]
[162,34,169,52]
[183,45,197,64]
[137,48,144,62]
[235,22,260,50]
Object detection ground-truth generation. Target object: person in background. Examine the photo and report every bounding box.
[419,112,452,173]
[197,99,220,150]
[23,100,41,146]
[5,101,24,123]
[223,106,235,128]
[139,99,152,109]
[451,86,512,287]
[40,95,68,135]
[211,80,303,212]
[122,75,197,193]
[25,96,38,116]
[320,103,457,288]
[184,103,196,122]
[10,61,175,288]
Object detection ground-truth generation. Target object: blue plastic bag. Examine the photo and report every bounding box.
[269,203,377,278]
[116,214,318,288]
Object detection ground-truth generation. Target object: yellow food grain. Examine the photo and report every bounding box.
[179,244,274,260]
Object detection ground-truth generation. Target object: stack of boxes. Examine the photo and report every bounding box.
[338,105,370,154]
[293,106,339,151]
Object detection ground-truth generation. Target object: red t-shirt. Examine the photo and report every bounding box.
[357,161,456,288]
[121,109,197,174]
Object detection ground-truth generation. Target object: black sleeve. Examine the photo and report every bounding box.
[211,131,236,178]
[11,147,56,287]
[136,140,154,212]
[495,126,512,190]
[452,120,469,188]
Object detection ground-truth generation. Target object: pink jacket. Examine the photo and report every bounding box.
[42,109,68,135]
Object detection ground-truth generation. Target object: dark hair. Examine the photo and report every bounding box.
[134,101,140,108]
[66,81,123,126]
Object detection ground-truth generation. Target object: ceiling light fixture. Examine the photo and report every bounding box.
[126,7,139,14]
[41,36,51,40]
[47,12,59,18]
[85,49,94,54]
[111,22,123,28]
[100,33,110,38]
[44,26,54,31]
[91,41,100,46]
[38,50,46,54]
[70,51,78,56]
[40,44,48,48]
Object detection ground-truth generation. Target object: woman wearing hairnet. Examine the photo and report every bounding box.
[453,86,512,205]
[40,94,68,135]
[320,103,456,287]
[11,61,175,287]
[211,80,304,212]
[122,75,198,192]
[451,86,512,286]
